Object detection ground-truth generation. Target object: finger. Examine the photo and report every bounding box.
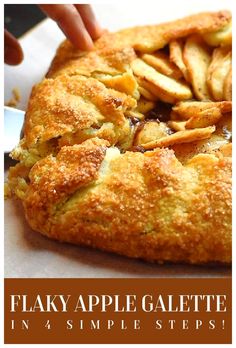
[4,30,24,65]
[39,4,94,51]
[74,4,103,40]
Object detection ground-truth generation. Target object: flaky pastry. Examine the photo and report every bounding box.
[8,11,232,264]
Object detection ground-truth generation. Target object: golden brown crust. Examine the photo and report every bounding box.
[48,10,231,77]
[23,138,108,230]
[8,11,232,265]
[24,75,136,146]
[23,141,231,264]
[47,46,137,78]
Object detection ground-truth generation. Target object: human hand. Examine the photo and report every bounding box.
[4,4,103,65]
[39,4,103,50]
[4,29,24,65]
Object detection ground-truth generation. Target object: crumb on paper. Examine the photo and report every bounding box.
[5,87,21,107]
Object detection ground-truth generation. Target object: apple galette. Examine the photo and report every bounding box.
[8,11,232,264]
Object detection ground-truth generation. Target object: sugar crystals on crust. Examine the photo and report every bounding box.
[8,10,232,265]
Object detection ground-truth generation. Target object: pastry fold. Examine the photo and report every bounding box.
[8,10,232,264]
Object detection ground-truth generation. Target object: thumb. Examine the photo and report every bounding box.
[4,30,24,65]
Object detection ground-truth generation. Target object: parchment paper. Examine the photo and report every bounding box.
[4,2,232,278]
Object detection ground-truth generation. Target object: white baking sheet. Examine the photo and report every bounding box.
[4,1,232,278]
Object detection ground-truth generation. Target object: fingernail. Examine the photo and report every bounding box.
[82,33,95,51]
